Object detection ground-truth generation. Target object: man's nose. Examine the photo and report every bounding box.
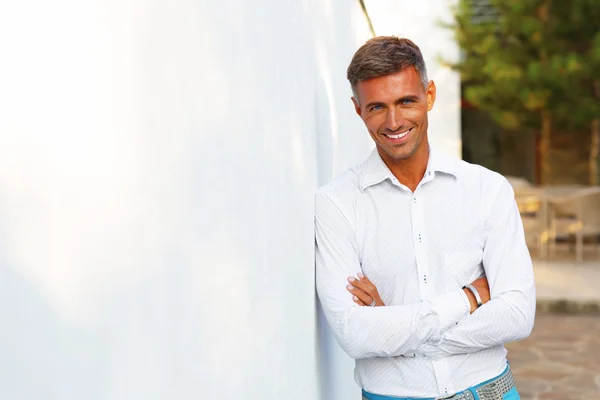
[385,108,406,132]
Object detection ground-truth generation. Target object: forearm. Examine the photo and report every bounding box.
[328,302,436,359]
[415,283,536,358]
[318,282,470,359]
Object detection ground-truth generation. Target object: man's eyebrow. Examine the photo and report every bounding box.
[364,95,421,109]
[364,101,385,109]
[395,95,420,104]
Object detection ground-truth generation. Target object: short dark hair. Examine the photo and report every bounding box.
[347,36,428,101]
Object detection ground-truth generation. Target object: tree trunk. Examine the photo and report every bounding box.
[591,118,600,186]
[539,110,552,185]
[591,81,600,186]
[536,1,552,185]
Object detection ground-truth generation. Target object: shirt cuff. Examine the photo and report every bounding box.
[429,289,470,332]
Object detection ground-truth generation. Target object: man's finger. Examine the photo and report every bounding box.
[353,295,365,306]
[347,284,372,305]
[357,272,371,284]
[348,276,373,294]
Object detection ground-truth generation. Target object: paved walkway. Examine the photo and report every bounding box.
[533,258,600,313]
[506,314,600,399]
[506,258,600,398]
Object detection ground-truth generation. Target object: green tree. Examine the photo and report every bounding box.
[550,0,600,185]
[448,0,600,185]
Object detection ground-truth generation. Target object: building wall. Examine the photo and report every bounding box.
[0,1,459,399]
[0,1,371,399]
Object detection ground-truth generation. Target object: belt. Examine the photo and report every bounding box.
[363,364,515,400]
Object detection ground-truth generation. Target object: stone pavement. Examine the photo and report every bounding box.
[506,314,600,400]
[503,257,600,399]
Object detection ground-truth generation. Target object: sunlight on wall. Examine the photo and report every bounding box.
[0,1,371,399]
[0,0,151,324]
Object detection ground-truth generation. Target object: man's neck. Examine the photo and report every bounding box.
[379,145,429,192]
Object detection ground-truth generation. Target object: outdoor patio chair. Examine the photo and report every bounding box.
[505,175,533,189]
[513,186,546,251]
[548,187,600,262]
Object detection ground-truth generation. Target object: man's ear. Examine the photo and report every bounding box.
[426,80,437,112]
[352,97,362,117]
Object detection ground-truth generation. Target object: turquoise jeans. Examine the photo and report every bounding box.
[501,387,520,400]
[363,387,519,400]
[362,364,520,400]
[363,388,519,400]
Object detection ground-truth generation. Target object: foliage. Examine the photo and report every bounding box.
[447,0,600,184]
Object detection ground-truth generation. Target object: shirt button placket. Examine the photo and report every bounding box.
[433,358,452,397]
[411,193,431,299]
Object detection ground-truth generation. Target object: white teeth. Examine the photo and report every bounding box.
[386,129,410,139]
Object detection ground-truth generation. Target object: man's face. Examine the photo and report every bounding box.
[352,67,436,163]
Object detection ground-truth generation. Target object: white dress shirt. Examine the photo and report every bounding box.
[315,148,535,398]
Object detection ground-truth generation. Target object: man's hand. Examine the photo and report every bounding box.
[346,273,489,311]
[463,276,491,314]
[346,272,385,306]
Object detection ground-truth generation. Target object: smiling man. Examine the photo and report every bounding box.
[315,37,535,400]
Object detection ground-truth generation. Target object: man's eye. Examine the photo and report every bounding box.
[370,105,382,111]
[402,99,414,105]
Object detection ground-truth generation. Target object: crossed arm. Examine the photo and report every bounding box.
[316,193,474,359]
[315,180,535,360]
[412,183,536,358]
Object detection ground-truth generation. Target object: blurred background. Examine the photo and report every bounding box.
[0,0,598,399]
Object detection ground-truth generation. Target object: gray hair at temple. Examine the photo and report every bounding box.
[347,36,429,103]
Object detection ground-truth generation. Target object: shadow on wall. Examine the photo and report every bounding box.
[312,3,374,400]
[315,75,335,400]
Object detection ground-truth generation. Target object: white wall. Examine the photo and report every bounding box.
[0,1,459,399]
[0,0,371,399]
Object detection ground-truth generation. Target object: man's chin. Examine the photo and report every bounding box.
[381,149,412,161]
[375,140,418,161]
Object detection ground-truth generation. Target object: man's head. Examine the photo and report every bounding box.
[347,36,436,163]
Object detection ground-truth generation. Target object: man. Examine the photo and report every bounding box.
[314,36,535,400]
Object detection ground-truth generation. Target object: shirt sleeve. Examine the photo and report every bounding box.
[315,192,470,360]
[415,179,536,359]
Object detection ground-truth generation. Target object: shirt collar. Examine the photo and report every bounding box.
[359,147,459,192]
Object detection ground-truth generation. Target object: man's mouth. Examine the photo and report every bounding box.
[383,127,413,140]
